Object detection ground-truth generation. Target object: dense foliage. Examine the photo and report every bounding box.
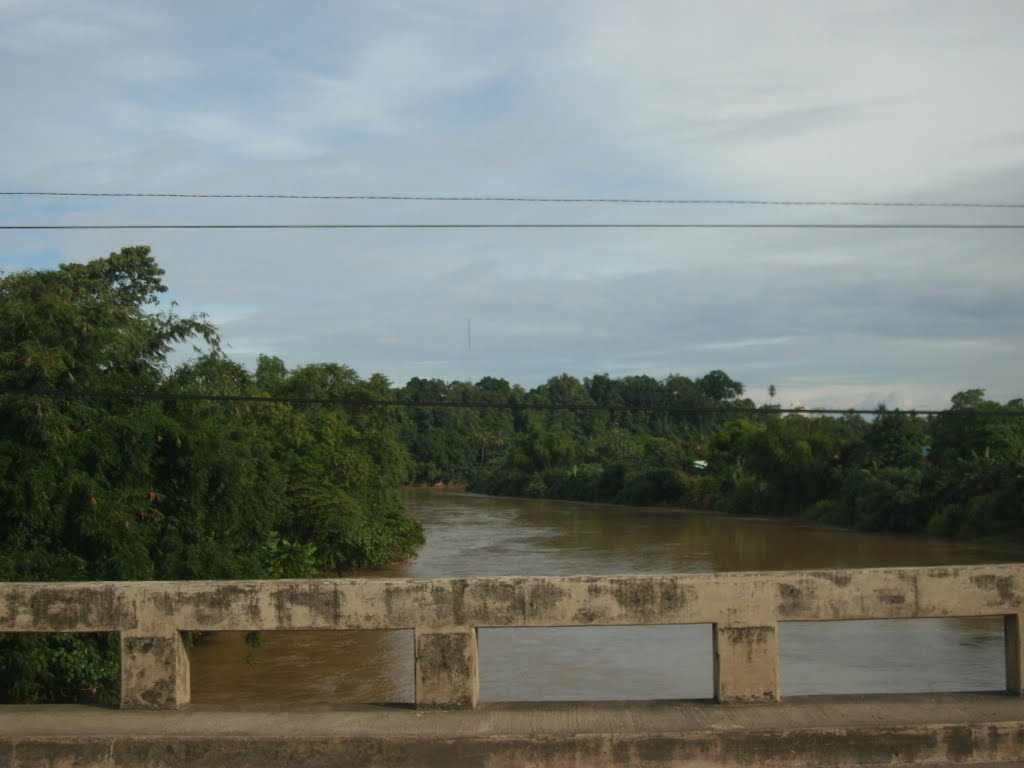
[399,374,1023,540]
[0,248,422,704]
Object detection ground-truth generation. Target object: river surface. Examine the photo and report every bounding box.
[190,488,1021,704]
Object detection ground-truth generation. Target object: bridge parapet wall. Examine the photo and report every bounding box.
[2,565,1022,709]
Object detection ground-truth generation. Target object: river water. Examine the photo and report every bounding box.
[190,488,1021,704]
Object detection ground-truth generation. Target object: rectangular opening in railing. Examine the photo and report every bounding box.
[0,631,121,706]
[188,630,415,705]
[779,617,1005,695]
[478,625,712,701]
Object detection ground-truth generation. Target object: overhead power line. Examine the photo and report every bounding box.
[1,387,1021,417]
[2,191,1023,208]
[3,223,1024,231]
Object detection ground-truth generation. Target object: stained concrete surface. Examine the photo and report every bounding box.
[2,692,1024,766]
[6,565,1024,709]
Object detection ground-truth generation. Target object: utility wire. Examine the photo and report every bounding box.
[3,223,1024,230]
[3,191,1023,208]
[1,387,1021,417]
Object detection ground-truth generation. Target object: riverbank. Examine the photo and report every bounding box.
[405,482,467,491]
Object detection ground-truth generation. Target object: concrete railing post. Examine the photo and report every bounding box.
[120,630,190,710]
[1005,614,1024,695]
[713,622,780,703]
[415,628,480,709]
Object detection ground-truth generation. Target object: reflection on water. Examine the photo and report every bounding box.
[190,488,1020,704]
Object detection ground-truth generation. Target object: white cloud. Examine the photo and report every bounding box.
[560,1,1024,198]
[0,0,1022,409]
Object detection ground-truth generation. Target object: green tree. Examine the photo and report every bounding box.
[697,370,745,401]
[0,248,220,704]
[0,247,219,583]
[0,249,423,704]
[924,391,1024,538]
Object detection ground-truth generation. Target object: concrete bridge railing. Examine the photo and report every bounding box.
[2,564,1023,710]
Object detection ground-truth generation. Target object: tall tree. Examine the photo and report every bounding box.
[0,248,423,704]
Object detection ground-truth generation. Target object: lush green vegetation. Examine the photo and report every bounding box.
[0,248,423,704]
[399,374,1023,541]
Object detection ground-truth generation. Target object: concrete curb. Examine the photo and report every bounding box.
[4,721,1024,767]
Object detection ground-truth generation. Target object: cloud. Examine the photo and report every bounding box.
[0,0,1022,409]
[548,1,1024,200]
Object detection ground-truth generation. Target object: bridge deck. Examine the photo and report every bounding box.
[3,692,1023,766]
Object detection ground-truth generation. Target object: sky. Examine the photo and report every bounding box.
[1,0,1022,410]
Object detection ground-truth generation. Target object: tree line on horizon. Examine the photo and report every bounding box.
[1,248,1022,705]
[398,372,1023,541]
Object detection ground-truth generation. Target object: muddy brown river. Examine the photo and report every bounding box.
[190,488,1021,704]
